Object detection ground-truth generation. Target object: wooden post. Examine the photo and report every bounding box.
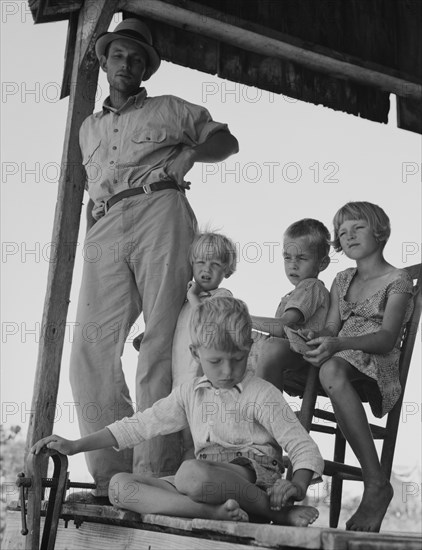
[25,0,119,460]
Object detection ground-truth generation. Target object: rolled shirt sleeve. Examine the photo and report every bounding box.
[181,99,229,145]
[107,387,189,451]
[255,384,324,478]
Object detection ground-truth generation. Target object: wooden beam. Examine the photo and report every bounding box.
[3,512,258,550]
[25,0,119,459]
[31,0,82,24]
[139,18,390,125]
[120,0,422,101]
[397,97,422,134]
[395,1,422,133]
[322,529,422,550]
[5,507,422,550]
[10,501,324,550]
[60,11,79,99]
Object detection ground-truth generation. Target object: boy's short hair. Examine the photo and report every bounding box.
[284,219,331,260]
[189,232,237,277]
[190,297,252,352]
[332,201,391,252]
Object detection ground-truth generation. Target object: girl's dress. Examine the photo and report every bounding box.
[334,268,414,417]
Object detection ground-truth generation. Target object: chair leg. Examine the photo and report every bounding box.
[380,401,401,480]
[286,368,319,481]
[329,429,346,528]
[298,367,319,431]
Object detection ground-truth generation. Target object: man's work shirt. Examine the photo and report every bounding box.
[80,88,229,220]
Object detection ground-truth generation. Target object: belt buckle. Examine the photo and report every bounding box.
[142,183,152,195]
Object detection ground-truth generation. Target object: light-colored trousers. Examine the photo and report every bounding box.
[69,190,197,495]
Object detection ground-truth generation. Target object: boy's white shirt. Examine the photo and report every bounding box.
[107,368,324,478]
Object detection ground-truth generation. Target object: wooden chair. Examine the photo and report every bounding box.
[284,263,422,528]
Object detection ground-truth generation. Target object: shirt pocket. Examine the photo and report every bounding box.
[123,129,168,167]
[131,129,167,145]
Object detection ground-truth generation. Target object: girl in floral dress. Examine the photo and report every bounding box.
[303,201,414,533]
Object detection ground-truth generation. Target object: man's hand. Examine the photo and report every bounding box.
[267,479,305,510]
[31,434,77,456]
[165,131,239,188]
[165,148,196,189]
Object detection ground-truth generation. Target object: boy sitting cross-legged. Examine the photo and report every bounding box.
[31,298,323,526]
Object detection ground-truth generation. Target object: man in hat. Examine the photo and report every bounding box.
[69,18,239,503]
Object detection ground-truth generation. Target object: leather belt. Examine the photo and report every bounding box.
[198,450,283,470]
[105,180,180,212]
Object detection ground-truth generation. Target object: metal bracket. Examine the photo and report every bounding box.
[17,449,68,550]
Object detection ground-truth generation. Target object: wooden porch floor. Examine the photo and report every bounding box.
[4,503,422,550]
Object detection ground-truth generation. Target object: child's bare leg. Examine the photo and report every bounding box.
[257,338,306,392]
[319,358,393,532]
[109,472,248,521]
[175,459,318,526]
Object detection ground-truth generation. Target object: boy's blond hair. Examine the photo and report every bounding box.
[189,232,237,278]
[190,297,252,352]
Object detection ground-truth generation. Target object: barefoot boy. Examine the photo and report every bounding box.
[32,298,323,525]
[172,231,237,460]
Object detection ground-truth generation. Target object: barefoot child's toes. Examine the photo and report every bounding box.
[272,505,319,527]
[291,505,319,527]
[306,507,319,525]
[219,499,249,522]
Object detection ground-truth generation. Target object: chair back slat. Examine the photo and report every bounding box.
[398,264,422,388]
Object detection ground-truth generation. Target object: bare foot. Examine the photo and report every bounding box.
[346,480,393,532]
[214,499,249,522]
[272,505,319,527]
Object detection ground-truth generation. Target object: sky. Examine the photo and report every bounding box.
[1,5,421,501]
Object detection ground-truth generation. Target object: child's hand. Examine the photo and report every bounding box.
[267,479,305,510]
[187,281,202,297]
[31,434,76,456]
[297,328,315,341]
[305,336,340,366]
[284,327,317,356]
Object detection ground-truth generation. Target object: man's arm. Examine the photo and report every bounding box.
[166,130,239,188]
[190,130,239,162]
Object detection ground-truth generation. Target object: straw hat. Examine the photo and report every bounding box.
[95,18,161,80]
